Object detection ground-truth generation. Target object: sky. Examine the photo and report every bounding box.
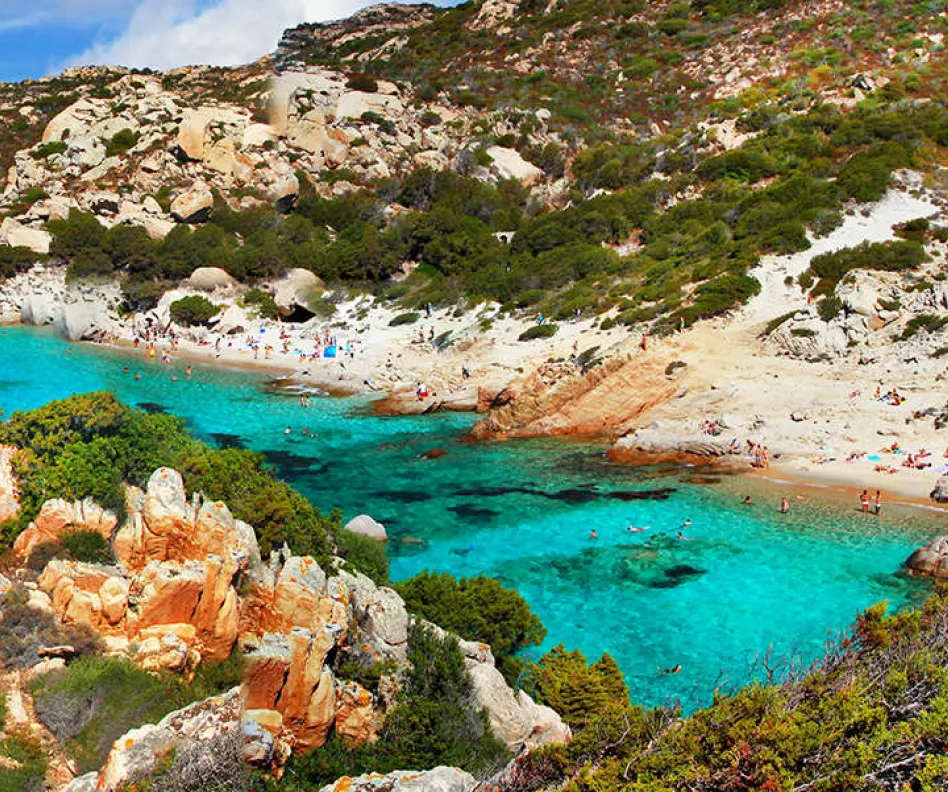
[0,0,455,82]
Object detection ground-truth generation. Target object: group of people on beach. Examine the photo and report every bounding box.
[859,489,883,515]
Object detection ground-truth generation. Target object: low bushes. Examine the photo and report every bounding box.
[389,311,420,326]
[0,732,46,792]
[809,239,927,285]
[519,323,558,341]
[169,295,219,326]
[0,393,353,577]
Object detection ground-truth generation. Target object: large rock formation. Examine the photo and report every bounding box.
[18,462,568,772]
[470,354,680,441]
[905,536,948,579]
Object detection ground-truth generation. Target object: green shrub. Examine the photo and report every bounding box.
[389,311,420,326]
[809,240,927,284]
[30,140,67,160]
[900,314,948,340]
[0,394,349,573]
[817,295,842,322]
[394,572,546,683]
[60,530,113,563]
[519,323,558,341]
[791,327,818,337]
[31,654,241,774]
[243,287,280,319]
[419,110,442,127]
[169,295,219,326]
[104,128,139,157]
[522,645,629,729]
[347,74,379,92]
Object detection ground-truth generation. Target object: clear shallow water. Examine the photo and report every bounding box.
[0,327,940,710]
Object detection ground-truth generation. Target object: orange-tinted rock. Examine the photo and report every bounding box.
[113,468,259,573]
[334,681,377,744]
[469,354,679,441]
[298,667,335,750]
[241,555,347,638]
[14,497,117,560]
[243,637,291,711]
[134,562,204,630]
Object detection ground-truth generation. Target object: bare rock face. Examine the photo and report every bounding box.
[170,185,214,224]
[0,217,52,254]
[485,146,543,186]
[334,680,378,744]
[905,536,948,578]
[13,497,117,560]
[188,266,237,292]
[272,268,325,316]
[318,766,476,792]
[465,651,571,752]
[243,627,339,750]
[344,514,388,542]
[53,302,116,342]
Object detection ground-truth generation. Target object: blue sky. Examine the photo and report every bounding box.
[0,0,457,83]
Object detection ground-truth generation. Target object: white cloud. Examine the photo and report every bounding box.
[67,0,391,70]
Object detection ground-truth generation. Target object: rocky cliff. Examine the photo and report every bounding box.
[0,463,568,790]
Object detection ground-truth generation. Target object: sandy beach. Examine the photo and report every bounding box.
[4,185,947,513]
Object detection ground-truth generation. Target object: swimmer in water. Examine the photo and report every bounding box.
[284,426,291,437]
[122,367,129,374]
[589,529,598,539]
[186,366,192,377]
[742,495,752,505]
[134,373,141,380]
[676,532,692,541]
[627,524,647,533]
[661,664,682,675]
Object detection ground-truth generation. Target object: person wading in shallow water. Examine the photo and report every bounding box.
[780,497,790,514]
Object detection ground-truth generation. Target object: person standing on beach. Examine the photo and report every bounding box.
[874,490,882,515]
[860,490,870,513]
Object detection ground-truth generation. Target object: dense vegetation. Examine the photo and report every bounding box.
[501,590,948,791]
[29,89,943,334]
[394,571,546,684]
[0,392,387,580]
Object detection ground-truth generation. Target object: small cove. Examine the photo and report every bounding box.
[0,326,941,710]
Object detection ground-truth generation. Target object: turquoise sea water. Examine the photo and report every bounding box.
[0,326,941,710]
